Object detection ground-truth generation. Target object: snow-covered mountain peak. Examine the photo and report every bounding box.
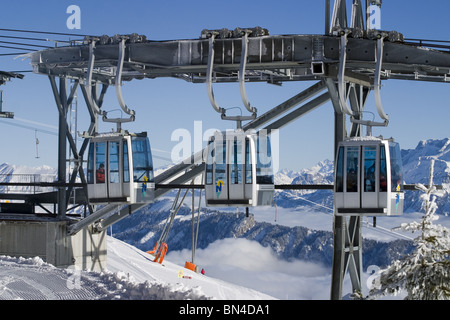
[0,162,56,176]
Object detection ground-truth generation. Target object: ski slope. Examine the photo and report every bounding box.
[0,236,275,300]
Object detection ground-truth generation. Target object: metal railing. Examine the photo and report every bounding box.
[0,173,58,194]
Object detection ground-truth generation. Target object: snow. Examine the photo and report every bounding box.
[106,236,275,300]
[345,135,385,142]
[1,138,450,300]
[0,236,275,300]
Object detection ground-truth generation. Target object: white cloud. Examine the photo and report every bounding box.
[166,238,332,300]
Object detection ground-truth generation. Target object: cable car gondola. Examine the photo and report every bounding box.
[334,136,404,216]
[205,130,274,207]
[87,131,155,204]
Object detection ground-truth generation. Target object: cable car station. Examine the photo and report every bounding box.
[1,0,450,299]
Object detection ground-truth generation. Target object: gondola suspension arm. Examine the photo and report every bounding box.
[102,37,136,128]
[338,31,389,135]
[85,39,103,117]
[337,31,355,117]
[206,32,226,117]
[350,35,389,135]
[206,32,256,128]
[239,30,257,116]
[115,38,135,119]
[373,36,389,124]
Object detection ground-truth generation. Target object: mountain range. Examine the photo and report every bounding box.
[1,137,449,270]
[110,137,450,270]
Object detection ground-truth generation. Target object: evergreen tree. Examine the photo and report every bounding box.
[369,160,450,300]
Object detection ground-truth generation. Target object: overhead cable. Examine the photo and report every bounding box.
[0,28,91,38]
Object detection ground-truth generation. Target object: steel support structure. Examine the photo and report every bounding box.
[49,75,108,218]
[328,0,384,300]
[23,0,450,299]
[49,76,70,219]
[328,76,368,299]
[0,71,23,118]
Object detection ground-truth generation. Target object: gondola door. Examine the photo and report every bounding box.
[206,132,251,206]
[91,140,108,201]
[228,135,247,204]
[344,145,361,209]
[107,139,123,201]
[213,136,228,204]
[338,144,381,213]
[361,144,379,210]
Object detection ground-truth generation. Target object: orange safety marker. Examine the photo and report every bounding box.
[153,242,168,264]
[184,261,198,273]
[146,243,157,255]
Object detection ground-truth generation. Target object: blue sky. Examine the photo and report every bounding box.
[1,1,450,171]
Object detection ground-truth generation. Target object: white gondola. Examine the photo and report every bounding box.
[87,131,155,204]
[205,130,274,207]
[334,136,404,216]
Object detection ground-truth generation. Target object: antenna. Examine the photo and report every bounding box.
[35,130,40,158]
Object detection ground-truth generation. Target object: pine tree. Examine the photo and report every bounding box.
[369,160,450,300]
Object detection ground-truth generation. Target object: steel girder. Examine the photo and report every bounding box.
[28,33,450,85]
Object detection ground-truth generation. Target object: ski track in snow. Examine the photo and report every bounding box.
[0,258,100,300]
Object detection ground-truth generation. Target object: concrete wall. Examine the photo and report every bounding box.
[0,219,106,272]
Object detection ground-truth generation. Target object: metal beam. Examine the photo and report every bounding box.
[330,106,347,300]
[350,0,365,29]
[67,203,117,235]
[325,0,331,35]
[345,215,363,293]
[28,34,450,85]
[263,92,330,132]
[243,81,327,131]
[49,76,68,219]
[331,0,348,31]
[155,164,206,199]
[92,203,146,234]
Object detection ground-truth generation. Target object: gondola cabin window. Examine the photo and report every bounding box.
[390,143,403,192]
[364,146,376,192]
[131,137,154,183]
[205,140,213,185]
[230,137,242,185]
[256,134,274,185]
[123,140,130,183]
[346,147,359,192]
[109,141,120,183]
[245,138,252,184]
[335,146,344,192]
[380,145,387,192]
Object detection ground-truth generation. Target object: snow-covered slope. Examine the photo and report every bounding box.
[0,236,274,300]
[1,138,450,300]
